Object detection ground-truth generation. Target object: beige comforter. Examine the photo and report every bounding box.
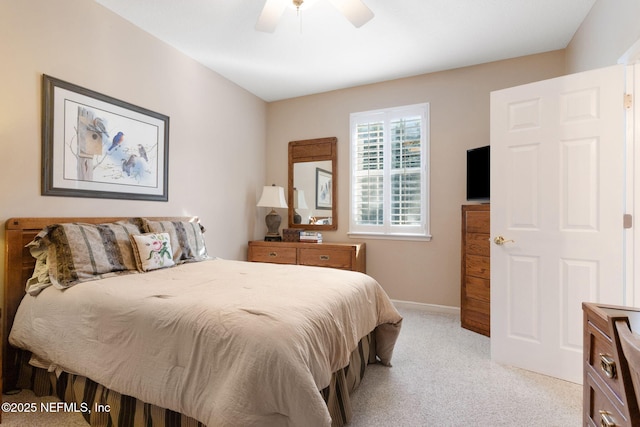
[9,259,402,426]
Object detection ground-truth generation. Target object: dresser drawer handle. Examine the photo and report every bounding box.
[319,255,330,261]
[599,410,618,427]
[600,353,617,379]
[268,252,278,257]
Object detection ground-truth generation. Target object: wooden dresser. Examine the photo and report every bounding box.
[248,241,365,273]
[583,303,640,426]
[460,204,490,336]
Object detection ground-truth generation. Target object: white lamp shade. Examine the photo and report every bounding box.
[294,188,308,209]
[257,185,288,209]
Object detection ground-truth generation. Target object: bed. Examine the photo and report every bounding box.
[3,216,402,426]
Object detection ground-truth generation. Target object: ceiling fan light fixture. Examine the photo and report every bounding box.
[255,0,373,33]
[288,0,321,12]
[327,0,374,28]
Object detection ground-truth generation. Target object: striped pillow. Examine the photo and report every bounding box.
[141,219,209,263]
[37,221,143,289]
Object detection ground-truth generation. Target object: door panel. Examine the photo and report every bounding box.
[560,258,597,349]
[507,255,540,341]
[560,138,598,230]
[491,65,625,384]
[507,144,539,229]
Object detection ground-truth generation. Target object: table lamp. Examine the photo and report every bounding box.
[257,184,288,241]
[293,187,309,224]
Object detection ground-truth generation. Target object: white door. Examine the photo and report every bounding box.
[490,65,626,384]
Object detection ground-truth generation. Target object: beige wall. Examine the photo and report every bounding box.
[566,0,640,72]
[266,51,566,306]
[3,0,636,310]
[0,0,268,303]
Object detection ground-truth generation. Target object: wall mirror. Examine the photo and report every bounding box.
[288,137,337,230]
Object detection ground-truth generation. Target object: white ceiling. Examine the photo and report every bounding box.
[95,0,596,102]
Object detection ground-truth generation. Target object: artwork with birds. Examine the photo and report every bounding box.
[89,117,109,137]
[138,144,148,162]
[108,132,124,151]
[122,154,137,176]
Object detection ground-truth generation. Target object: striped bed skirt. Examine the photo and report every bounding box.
[14,332,376,427]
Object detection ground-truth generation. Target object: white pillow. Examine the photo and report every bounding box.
[130,233,175,272]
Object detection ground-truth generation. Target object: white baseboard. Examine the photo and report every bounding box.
[392,299,460,315]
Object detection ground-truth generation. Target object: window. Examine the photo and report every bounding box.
[349,103,430,240]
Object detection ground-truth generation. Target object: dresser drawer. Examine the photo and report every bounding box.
[460,297,490,335]
[465,210,490,233]
[465,232,490,256]
[249,246,297,264]
[464,276,490,303]
[248,241,365,273]
[586,319,624,404]
[298,247,353,270]
[585,371,628,427]
[465,254,490,280]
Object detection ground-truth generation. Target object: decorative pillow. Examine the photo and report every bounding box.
[141,219,209,263]
[25,237,52,295]
[130,233,175,272]
[34,220,143,289]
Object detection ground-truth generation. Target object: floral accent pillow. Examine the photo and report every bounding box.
[141,219,209,263]
[130,233,175,272]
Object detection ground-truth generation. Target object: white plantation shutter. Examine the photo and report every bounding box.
[353,119,384,227]
[350,104,430,239]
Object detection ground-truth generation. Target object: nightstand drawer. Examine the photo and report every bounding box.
[298,247,353,270]
[249,246,297,264]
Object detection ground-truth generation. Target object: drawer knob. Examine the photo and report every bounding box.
[269,252,278,257]
[319,255,330,261]
[600,353,617,379]
[599,410,618,427]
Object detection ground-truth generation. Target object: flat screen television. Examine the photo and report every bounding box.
[466,145,490,202]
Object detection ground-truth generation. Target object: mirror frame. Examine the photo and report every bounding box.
[288,137,338,231]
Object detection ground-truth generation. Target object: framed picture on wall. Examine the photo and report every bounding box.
[315,167,332,210]
[41,74,170,201]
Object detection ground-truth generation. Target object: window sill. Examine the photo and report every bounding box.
[347,232,432,242]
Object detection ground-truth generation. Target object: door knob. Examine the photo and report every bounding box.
[494,236,515,245]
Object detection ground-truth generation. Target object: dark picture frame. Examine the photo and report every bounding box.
[315,167,332,210]
[42,75,169,201]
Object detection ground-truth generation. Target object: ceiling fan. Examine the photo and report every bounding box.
[255,0,374,33]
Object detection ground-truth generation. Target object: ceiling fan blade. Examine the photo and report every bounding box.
[255,0,288,33]
[327,0,374,28]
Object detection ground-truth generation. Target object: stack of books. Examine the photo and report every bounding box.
[300,231,322,243]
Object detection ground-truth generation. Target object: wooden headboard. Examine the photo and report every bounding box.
[3,216,198,392]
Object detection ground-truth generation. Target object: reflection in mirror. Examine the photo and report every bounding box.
[288,137,337,230]
[293,161,332,225]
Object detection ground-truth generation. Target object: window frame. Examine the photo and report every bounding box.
[348,103,431,241]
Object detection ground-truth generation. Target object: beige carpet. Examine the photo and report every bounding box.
[2,304,581,426]
[349,303,582,426]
